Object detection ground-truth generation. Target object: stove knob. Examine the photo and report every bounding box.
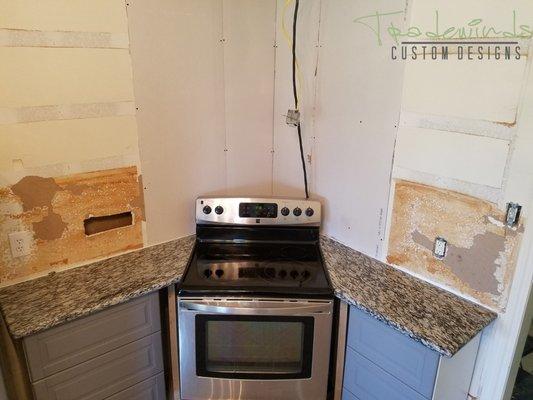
[279,270,287,278]
[215,269,224,278]
[293,207,302,217]
[203,269,212,278]
[203,205,212,214]
[301,270,311,280]
[305,207,314,217]
[215,206,224,215]
[281,207,290,216]
[290,270,299,279]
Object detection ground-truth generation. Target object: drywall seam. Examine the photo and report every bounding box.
[392,166,502,204]
[221,1,229,194]
[0,29,129,49]
[500,38,533,208]
[309,0,323,195]
[0,102,135,124]
[400,111,515,140]
[270,0,279,196]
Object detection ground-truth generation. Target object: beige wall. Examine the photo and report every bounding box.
[385,0,532,312]
[0,0,144,284]
[380,1,533,398]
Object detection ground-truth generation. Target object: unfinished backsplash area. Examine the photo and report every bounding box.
[387,181,523,311]
[0,1,144,284]
[0,167,144,283]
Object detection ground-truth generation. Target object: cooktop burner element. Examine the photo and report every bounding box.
[179,197,333,298]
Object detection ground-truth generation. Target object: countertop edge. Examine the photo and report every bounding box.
[335,289,496,357]
[9,277,181,340]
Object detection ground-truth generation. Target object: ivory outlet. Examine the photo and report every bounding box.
[8,231,32,258]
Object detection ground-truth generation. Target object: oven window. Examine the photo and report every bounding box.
[195,315,314,379]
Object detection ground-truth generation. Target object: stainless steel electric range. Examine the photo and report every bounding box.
[177,197,334,400]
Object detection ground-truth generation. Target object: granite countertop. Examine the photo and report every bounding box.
[0,234,496,358]
[0,235,195,339]
[321,236,496,357]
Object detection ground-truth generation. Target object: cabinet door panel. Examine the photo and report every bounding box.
[24,293,160,381]
[342,388,360,400]
[344,347,427,400]
[347,307,438,398]
[106,373,166,400]
[32,333,163,400]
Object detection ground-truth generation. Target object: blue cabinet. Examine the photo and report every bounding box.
[341,305,481,400]
[344,347,428,400]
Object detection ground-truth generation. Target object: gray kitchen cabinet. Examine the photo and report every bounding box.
[32,333,163,400]
[342,306,480,400]
[22,292,165,400]
[24,294,161,381]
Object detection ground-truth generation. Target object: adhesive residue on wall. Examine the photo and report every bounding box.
[0,166,145,283]
[387,180,523,310]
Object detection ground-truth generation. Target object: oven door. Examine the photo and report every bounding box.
[178,298,333,400]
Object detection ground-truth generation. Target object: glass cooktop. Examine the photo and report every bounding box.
[179,241,332,297]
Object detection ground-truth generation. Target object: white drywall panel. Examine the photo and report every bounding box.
[402,58,527,124]
[0,116,139,171]
[313,0,406,257]
[222,0,276,195]
[394,126,510,188]
[0,48,134,108]
[0,0,128,33]
[127,0,227,244]
[272,0,322,198]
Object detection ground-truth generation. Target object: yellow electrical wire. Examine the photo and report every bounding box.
[281,0,303,109]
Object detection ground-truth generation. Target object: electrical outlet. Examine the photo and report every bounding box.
[433,237,447,259]
[8,231,32,258]
[506,202,521,227]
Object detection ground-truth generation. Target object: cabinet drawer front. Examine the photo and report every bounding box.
[32,332,163,400]
[25,293,160,381]
[344,347,427,400]
[106,373,166,400]
[347,307,438,398]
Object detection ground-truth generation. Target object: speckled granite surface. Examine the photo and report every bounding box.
[0,235,195,339]
[0,233,496,357]
[321,235,497,357]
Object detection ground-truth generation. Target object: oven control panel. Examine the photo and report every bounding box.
[196,197,321,225]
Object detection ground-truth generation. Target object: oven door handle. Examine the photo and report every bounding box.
[179,301,331,315]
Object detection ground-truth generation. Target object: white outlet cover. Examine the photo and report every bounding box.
[8,231,33,258]
[433,237,447,259]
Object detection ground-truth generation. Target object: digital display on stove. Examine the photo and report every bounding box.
[239,202,278,218]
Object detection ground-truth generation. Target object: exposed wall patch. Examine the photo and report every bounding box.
[33,212,67,241]
[130,174,146,221]
[10,176,60,211]
[0,167,144,283]
[387,180,523,310]
[84,211,133,236]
